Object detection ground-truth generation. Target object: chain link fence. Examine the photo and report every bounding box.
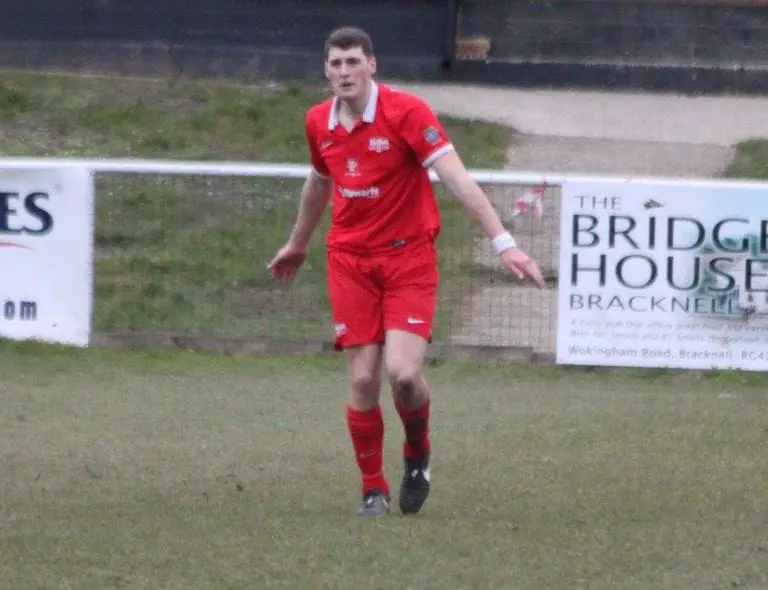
[92,166,560,360]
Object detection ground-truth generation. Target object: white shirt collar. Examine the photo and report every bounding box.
[328,81,379,130]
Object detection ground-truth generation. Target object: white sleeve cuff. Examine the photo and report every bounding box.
[422,144,455,168]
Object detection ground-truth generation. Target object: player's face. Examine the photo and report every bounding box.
[325,46,376,103]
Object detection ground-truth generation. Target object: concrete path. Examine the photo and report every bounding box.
[390,82,768,356]
[391,83,768,146]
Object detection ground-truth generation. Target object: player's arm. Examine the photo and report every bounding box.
[288,112,333,248]
[399,99,512,251]
[399,98,543,287]
[432,150,544,286]
[288,169,332,248]
[431,151,508,244]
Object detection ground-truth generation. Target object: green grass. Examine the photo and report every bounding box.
[0,70,509,341]
[0,341,766,589]
[2,86,768,586]
[725,139,768,180]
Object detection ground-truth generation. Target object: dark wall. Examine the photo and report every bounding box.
[2,0,768,94]
[452,0,768,93]
[0,0,449,82]
[2,0,442,57]
[458,0,768,66]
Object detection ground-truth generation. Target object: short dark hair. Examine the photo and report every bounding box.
[324,26,374,59]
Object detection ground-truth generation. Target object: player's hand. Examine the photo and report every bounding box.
[500,248,546,288]
[267,242,308,285]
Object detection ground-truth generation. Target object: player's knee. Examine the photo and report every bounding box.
[388,365,422,398]
[349,373,380,410]
[350,373,380,398]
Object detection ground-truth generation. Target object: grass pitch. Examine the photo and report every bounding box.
[1,342,767,589]
[2,71,768,589]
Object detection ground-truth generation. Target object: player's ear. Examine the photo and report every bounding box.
[368,56,377,76]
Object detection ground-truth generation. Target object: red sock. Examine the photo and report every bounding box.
[346,406,389,496]
[395,398,431,460]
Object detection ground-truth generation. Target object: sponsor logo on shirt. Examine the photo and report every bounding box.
[338,186,380,199]
[368,137,390,153]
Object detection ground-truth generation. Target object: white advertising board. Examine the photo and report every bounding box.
[557,178,768,371]
[0,166,93,346]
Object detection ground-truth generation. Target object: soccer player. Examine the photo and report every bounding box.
[268,26,545,517]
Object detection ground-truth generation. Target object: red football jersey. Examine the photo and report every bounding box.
[304,82,455,255]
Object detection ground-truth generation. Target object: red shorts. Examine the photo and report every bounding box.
[327,241,438,350]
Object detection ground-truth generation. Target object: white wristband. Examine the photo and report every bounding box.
[491,232,517,254]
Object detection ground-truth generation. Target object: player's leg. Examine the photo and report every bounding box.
[381,242,438,515]
[344,344,391,515]
[385,329,433,515]
[327,250,390,516]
